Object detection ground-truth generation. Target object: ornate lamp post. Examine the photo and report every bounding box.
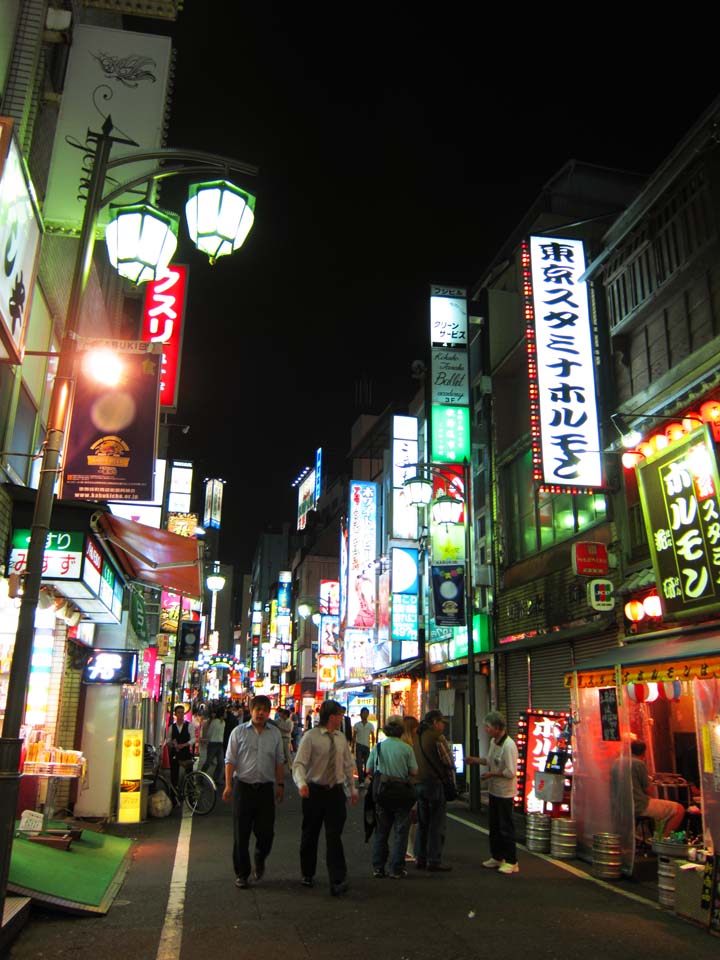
[404,459,480,811]
[0,116,258,911]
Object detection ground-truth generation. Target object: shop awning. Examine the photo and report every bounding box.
[564,633,720,688]
[91,511,203,599]
[374,657,425,680]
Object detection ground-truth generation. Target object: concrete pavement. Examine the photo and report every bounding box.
[7,776,719,959]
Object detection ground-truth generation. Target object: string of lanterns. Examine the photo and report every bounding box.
[626,680,682,702]
[624,593,662,622]
[622,399,720,469]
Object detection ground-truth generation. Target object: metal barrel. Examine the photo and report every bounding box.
[592,832,622,879]
[550,817,577,859]
[657,856,675,909]
[526,813,551,853]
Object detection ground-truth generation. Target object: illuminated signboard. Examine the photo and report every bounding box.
[526,236,602,492]
[431,347,469,405]
[166,512,199,537]
[317,653,341,692]
[319,580,339,615]
[339,521,349,628]
[347,481,377,628]
[297,469,316,531]
[0,119,42,365]
[430,285,467,347]
[203,478,224,529]
[10,529,84,580]
[431,405,470,463]
[319,614,340,653]
[637,425,720,619]
[343,628,372,681]
[168,461,193,514]
[140,264,188,410]
[393,415,419,539]
[118,727,144,822]
[391,546,418,642]
[82,649,138,684]
[516,709,572,814]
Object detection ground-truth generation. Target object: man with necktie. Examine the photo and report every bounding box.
[293,699,358,895]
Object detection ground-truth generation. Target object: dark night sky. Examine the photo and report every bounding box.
[128,8,719,571]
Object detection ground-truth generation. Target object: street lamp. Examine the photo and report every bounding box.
[0,115,258,912]
[403,459,480,812]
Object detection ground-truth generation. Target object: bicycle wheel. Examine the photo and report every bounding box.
[183,770,216,815]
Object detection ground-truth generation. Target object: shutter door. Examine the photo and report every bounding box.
[571,627,622,670]
[503,649,529,739]
[528,642,573,713]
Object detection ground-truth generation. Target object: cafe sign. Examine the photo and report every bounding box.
[637,425,720,620]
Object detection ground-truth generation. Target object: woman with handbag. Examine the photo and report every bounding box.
[413,710,456,872]
[366,719,418,879]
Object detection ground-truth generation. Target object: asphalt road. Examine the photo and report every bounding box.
[7,775,719,960]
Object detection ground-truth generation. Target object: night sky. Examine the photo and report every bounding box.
[127,8,719,572]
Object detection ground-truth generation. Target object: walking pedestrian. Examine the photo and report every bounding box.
[276,708,293,766]
[166,704,195,790]
[223,695,285,889]
[352,707,376,786]
[201,706,225,784]
[367,718,417,879]
[292,699,358,895]
[467,710,519,874]
[401,715,419,861]
[413,709,455,872]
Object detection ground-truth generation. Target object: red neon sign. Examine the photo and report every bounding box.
[141,265,188,410]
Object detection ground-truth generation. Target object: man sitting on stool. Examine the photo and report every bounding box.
[631,740,685,838]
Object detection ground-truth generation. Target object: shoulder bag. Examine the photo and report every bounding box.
[418,731,458,802]
[372,742,416,811]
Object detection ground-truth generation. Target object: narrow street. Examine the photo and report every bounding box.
[7,781,718,960]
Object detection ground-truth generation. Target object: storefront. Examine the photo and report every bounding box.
[565,632,720,875]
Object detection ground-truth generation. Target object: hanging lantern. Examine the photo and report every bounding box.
[624,599,645,622]
[682,411,703,433]
[700,400,720,440]
[637,441,654,459]
[656,680,682,701]
[645,682,659,702]
[626,682,649,703]
[642,593,663,618]
[105,203,179,284]
[431,494,463,526]
[622,450,644,469]
[185,180,255,263]
[648,432,669,453]
[664,422,686,443]
[403,475,433,506]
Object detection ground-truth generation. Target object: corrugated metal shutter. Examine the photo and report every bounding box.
[503,649,529,738]
[529,642,572,712]
[571,627,622,669]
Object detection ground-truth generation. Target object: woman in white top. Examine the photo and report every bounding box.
[201,706,226,783]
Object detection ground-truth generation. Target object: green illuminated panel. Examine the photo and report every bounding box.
[431,405,470,463]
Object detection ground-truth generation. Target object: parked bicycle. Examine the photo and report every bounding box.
[148,747,217,815]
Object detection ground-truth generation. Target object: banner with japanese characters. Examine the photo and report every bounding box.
[637,425,720,620]
[526,237,602,491]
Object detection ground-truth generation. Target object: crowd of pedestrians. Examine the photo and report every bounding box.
[214,697,519,896]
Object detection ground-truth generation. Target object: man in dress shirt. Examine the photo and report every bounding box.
[223,695,285,889]
[292,699,358,895]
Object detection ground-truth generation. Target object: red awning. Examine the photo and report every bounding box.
[91,511,203,599]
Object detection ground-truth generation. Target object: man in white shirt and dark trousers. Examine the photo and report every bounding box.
[352,707,375,786]
[223,695,285,889]
[467,710,519,875]
[293,699,358,895]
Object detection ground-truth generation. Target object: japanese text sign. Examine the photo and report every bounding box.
[526,237,602,490]
[637,425,720,619]
[10,528,83,580]
[347,481,377,628]
[140,265,188,410]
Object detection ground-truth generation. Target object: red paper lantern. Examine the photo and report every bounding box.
[656,680,682,701]
[642,594,663,618]
[626,682,649,702]
[624,600,645,622]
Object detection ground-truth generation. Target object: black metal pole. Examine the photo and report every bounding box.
[464,458,480,812]
[0,117,115,915]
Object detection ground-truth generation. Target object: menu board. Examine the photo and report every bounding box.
[117,728,144,823]
[599,687,620,741]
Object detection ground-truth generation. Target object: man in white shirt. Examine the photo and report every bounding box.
[224,695,284,889]
[292,699,358,895]
[352,707,376,786]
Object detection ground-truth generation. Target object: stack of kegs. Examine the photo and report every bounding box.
[592,832,622,879]
[550,817,577,859]
[525,813,551,853]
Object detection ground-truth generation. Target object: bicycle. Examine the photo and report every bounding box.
[150,750,217,815]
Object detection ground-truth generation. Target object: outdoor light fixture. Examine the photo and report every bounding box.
[611,414,642,449]
[206,567,226,593]
[185,179,256,263]
[297,602,313,619]
[403,475,433,506]
[83,347,123,386]
[105,203,179,284]
[431,494,463,526]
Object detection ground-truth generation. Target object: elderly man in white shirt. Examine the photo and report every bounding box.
[292,699,358,895]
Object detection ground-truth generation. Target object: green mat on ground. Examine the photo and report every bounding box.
[9,826,132,912]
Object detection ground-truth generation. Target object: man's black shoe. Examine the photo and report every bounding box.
[253,858,265,881]
[234,876,249,889]
[427,863,452,872]
[330,881,349,896]
[301,876,314,887]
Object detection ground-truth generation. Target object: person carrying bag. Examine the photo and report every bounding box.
[366,719,418,878]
